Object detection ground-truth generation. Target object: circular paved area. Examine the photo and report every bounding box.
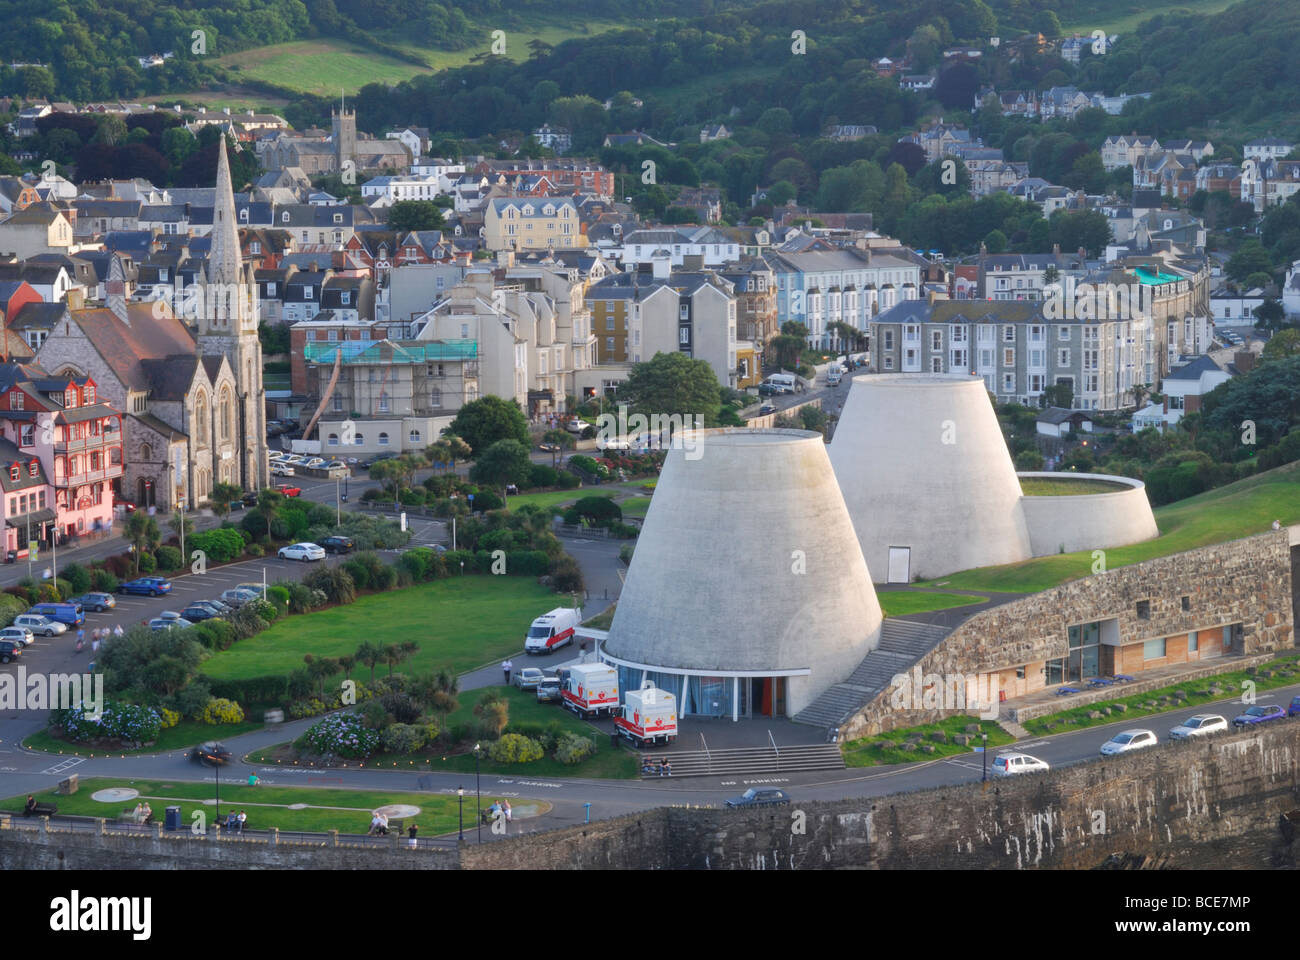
[91,787,139,803]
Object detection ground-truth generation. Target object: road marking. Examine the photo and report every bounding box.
[40,757,84,776]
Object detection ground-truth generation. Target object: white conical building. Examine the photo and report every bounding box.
[601,428,883,718]
[829,374,1034,582]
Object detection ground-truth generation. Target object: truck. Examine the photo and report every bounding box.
[523,607,583,654]
[614,683,678,747]
[561,662,619,718]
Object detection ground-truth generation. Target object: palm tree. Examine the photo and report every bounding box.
[168,508,194,547]
[123,510,159,573]
[369,459,403,500]
[424,441,452,474]
[542,429,574,468]
[338,654,357,681]
[356,640,383,685]
[210,482,243,521]
[255,487,285,543]
[381,642,403,677]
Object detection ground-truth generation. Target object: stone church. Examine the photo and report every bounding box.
[37,138,268,511]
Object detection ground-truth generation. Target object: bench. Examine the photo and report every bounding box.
[24,802,57,817]
[118,808,152,825]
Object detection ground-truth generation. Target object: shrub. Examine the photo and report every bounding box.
[398,547,435,582]
[488,733,544,764]
[372,563,398,591]
[171,681,212,720]
[0,593,26,627]
[91,568,120,593]
[267,585,291,611]
[137,552,157,573]
[606,522,639,539]
[399,488,427,505]
[380,692,422,725]
[619,543,635,565]
[506,550,549,576]
[53,699,162,744]
[569,454,609,479]
[302,565,356,605]
[527,464,559,489]
[62,563,92,595]
[382,722,433,754]
[245,543,265,558]
[550,554,584,594]
[555,471,580,489]
[554,732,596,765]
[287,699,328,720]
[159,707,181,729]
[297,712,381,759]
[200,697,246,725]
[36,582,61,603]
[191,619,237,651]
[155,545,183,571]
[103,554,132,578]
[572,495,621,525]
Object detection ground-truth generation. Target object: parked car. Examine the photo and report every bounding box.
[1100,729,1157,756]
[240,491,259,507]
[191,599,232,616]
[325,460,348,470]
[1288,696,1300,718]
[181,604,223,622]
[279,542,325,562]
[991,753,1050,776]
[273,484,302,497]
[1233,704,1286,728]
[72,592,116,613]
[0,626,34,646]
[28,601,84,627]
[1169,714,1229,740]
[236,583,269,597]
[189,742,232,766]
[12,614,66,637]
[320,535,354,554]
[219,587,262,607]
[119,577,172,596]
[271,464,295,477]
[757,382,779,397]
[0,639,20,663]
[304,458,326,469]
[759,403,775,415]
[725,788,791,808]
[535,677,562,702]
[150,616,194,631]
[565,418,592,434]
[512,667,546,690]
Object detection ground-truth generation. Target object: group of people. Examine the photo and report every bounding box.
[129,802,154,823]
[483,799,513,824]
[74,625,123,653]
[641,757,672,777]
[223,810,248,833]
[367,811,421,847]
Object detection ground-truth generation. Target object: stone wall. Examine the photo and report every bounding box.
[840,529,1296,741]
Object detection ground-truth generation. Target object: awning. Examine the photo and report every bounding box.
[5,508,56,529]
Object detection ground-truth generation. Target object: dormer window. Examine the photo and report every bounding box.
[333,213,343,224]
[85,385,94,403]
[65,389,76,408]
[28,462,37,478]
[239,208,249,222]
[250,241,261,254]
[8,466,17,482]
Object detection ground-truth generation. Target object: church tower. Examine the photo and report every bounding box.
[197,136,268,491]
[332,100,356,175]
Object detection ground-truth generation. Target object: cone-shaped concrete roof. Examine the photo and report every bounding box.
[604,428,882,682]
[829,374,1033,581]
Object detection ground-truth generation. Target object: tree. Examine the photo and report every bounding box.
[1254,298,1286,332]
[1041,381,1074,409]
[983,229,1008,253]
[255,488,285,542]
[355,640,383,685]
[445,395,528,457]
[934,62,981,110]
[616,352,722,424]
[209,482,243,521]
[123,511,159,573]
[369,458,405,500]
[386,200,445,232]
[541,429,574,467]
[470,439,533,498]
[168,509,194,547]
[1261,328,1300,359]
[1226,241,1273,284]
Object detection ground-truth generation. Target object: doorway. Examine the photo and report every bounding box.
[887,546,911,584]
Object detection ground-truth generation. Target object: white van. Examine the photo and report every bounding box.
[524,607,583,654]
[764,373,797,394]
[826,368,842,386]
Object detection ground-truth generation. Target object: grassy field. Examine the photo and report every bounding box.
[501,489,584,512]
[250,685,638,779]
[0,778,482,835]
[921,461,1300,594]
[878,591,986,617]
[842,716,1013,767]
[1060,0,1243,35]
[1021,653,1300,737]
[1019,477,1132,496]
[199,576,556,680]
[618,497,653,518]
[214,18,627,96]
[23,719,262,757]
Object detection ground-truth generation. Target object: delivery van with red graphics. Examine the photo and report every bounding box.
[615,683,678,747]
[561,662,619,717]
[524,607,582,654]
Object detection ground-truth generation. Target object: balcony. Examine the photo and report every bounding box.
[54,432,117,454]
[54,464,123,487]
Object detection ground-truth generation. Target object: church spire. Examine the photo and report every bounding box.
[208,135,241,289]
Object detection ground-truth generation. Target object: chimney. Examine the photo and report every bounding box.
[1233,350,1256,373]
[1078,247,1086,261]
[928,289,937,305]
[1052,242,1060,255]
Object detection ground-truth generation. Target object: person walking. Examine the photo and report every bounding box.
[503,799,512,823]
[407,822,419,848]
[502,658,513,685]
[76,627,85,649]
[113,624,124,639]
[91,631,100,656]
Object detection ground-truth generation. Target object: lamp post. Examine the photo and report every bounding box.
[474,744,482,843]
[457,786,464,841]
[177,497,186,563]
[335,476,341,527]
[981,732,988,782]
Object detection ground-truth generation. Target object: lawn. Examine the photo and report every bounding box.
[878,591,986,617]
[1060,0,1242,35]
[1019,477,1132,496]
[582,604,616,631]
[199,576,557,681]
[1020,653,1300,737]
[0,778,490,836]
[921,461,1300,594]
[249,686,639,780]
[841,716,1013,767]
[618,497,653,519]
[23,719,262,758]
[502,489,583,512]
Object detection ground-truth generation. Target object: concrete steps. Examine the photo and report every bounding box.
[637,743,844,779]
[790,617,953,732]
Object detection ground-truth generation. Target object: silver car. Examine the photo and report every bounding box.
[12,614,67,637]
[0,626,34,646]
[512,668,545,690]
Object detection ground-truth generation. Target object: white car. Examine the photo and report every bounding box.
[1100,729,1157,756]
[149,617,193,631]
[991,752,1050,776]
[12,614,66,637]
[282,454,306,465]
[0,626,34,646]
[1169,714,1229,740]
[304,458,326,468]
[325,460,348,469]
[279,542,325,562]
[271,464,295,477]
[565,418,592,434]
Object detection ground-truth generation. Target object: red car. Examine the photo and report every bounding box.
[273,484,301,498]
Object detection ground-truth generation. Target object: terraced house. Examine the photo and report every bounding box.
[483,197,581,252]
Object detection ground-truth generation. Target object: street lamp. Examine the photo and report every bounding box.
[335,476,341,527]
[981,732,988,782]
[457,786,464,841]
[474,744,482,843]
